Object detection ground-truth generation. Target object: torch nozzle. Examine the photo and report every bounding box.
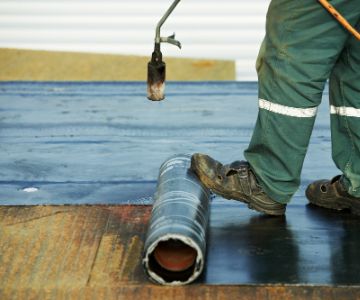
[147,47,166,101]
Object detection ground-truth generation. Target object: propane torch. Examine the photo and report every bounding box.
[147,0,182,101]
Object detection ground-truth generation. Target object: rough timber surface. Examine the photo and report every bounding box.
[0,205,360,300]
[1,82,360,297]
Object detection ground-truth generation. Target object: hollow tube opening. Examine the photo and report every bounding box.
[148,239,198,283]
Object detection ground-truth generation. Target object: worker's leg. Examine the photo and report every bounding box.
[330,20,360,197]
[244,0,360,203]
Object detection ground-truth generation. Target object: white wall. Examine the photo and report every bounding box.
[0,0,270,80]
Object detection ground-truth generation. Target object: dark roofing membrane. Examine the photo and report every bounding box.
[1,82,360,287]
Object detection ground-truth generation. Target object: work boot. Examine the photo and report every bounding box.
[190,153,286,216]
[306,175,360,215]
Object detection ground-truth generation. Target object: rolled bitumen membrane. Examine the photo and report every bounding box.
[143,154,211,285]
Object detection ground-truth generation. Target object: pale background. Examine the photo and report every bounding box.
[0,0,270,81]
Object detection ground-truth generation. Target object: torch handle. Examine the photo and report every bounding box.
[318,0,360,40]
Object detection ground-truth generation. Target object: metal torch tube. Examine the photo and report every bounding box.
[143,154,211,285]
[155,0,181,44]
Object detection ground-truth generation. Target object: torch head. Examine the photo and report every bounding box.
[147,47,166,101]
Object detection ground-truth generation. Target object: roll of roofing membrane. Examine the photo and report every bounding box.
[142,154,211,285]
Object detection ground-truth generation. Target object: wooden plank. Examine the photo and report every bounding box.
[2,285,360,300]
[0,49,235,81]
[0,205,360,299]
[0,205,151,290]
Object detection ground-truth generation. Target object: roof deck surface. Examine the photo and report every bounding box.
[0,82,359,299]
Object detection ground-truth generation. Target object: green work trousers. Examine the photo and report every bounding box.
[244,0,360,204]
